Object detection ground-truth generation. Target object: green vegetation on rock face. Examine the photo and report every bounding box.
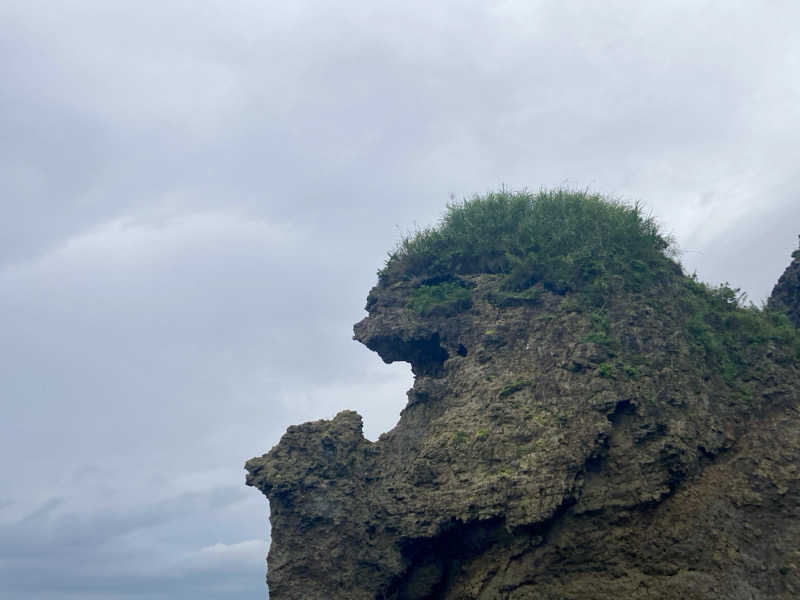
[379,189,676,302]
[406,280,473,317]
[582,312,619,356]
[255,193,800,599]
[382,188,800,380]
[681,278,800,383]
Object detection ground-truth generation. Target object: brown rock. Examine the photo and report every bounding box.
[247,270,800,599]
[768,238,800,328]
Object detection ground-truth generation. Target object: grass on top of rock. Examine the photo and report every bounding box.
[387,187,800,379]
[380,189,677,304]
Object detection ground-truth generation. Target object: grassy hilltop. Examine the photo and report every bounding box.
[251,189,800,600]
[380,189,799,382]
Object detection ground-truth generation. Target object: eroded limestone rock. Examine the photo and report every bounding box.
[769,241,800,328]
[247,269,800,599]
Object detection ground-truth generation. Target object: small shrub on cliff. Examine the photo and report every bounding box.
[682,278,800,382]
[582,312,619,356]
[379,189,676,302]
[406,280,473,317]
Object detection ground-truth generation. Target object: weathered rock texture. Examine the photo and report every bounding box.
[769,242,800,328]
[247,266,800,598]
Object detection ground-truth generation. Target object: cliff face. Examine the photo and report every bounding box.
[246,194,800,599]
[769,243,800,328]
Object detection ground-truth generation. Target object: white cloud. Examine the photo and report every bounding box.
[3,210,305,276]
[200,538,264,556]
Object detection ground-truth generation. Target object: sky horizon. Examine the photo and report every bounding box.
[2,2,799,599]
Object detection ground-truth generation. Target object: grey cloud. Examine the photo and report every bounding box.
[682,179,800,304]
[2,1,799,598]
[17,497,65,524]
[1,487,237,558]
[0,486,266,599]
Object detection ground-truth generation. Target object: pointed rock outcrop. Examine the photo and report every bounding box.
[769,237,800,328]
[247,193,800,599]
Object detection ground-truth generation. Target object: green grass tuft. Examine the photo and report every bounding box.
[682,279,800,383]
[385,187,800,381]
[583,312,620,356]
[379,189,676,303]
[406,280,473,317]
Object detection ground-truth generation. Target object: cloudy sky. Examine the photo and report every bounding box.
[1,1,799,598]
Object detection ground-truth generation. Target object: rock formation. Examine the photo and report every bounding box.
[246,192,800,599]
[769,237,800,328]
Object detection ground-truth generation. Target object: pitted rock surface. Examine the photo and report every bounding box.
[247,270,800,599]
[769,245,800,328]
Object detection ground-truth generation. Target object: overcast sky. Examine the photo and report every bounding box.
[1,2,799,598]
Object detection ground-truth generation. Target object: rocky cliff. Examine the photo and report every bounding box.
[246,191,800,599]
[769,237,800,328]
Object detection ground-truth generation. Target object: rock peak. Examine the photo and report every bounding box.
[768,235,800,328]
[247,193,800,599]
